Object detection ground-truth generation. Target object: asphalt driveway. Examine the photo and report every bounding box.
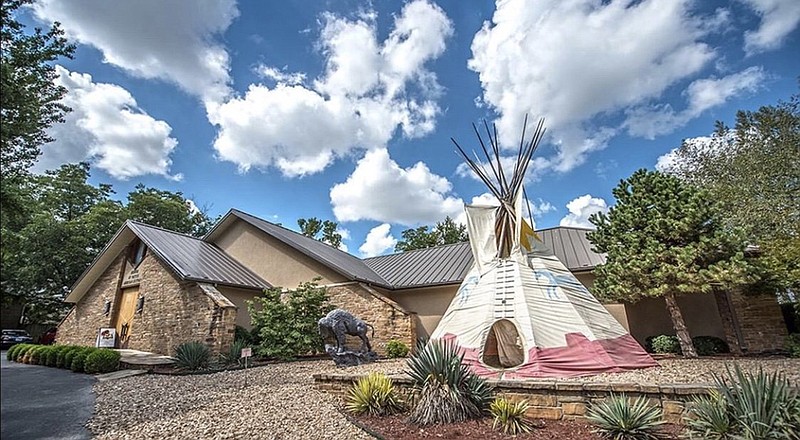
[1,350,95,440]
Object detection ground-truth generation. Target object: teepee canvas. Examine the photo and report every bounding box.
[431,119,656,379]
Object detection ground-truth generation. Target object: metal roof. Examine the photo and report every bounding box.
[365,226,604,289]
[128,221,270,289]
[536,226,606,271]
[223,210,390,287]
[364,242,473,289]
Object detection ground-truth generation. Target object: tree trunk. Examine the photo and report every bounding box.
[663,290,697,358]
[712,288,742,355]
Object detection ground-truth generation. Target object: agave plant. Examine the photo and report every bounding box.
[221,339,249,366]
[685,390,733,439]
[586,394,664,440]
[345,372,404,416]
[406,339,493,426]
[490,397,534,435]
[174,341,211,371]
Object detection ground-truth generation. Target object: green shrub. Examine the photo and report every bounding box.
[692,336,729,356]
[29,346,48,364]
[385,340,410,358]
[84,349,120,374]
[62,347,83,369]
[248,280,331,360]
[649,335,681,354]
[489,397,534,435]
[345,372,404,416]
[14,344,34,362]
[7,344,24,361]
[586,394,664,440]
[406,339,493,426]
[685,365,799,439]
[70,351,88,372]
[55,346,79,368]
[234,326,253,345]
[221,339,249,366]
[44,346,60,367]
[174,341,210,371]
[787,333,800,358]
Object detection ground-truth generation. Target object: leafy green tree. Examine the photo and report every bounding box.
[662,92,800,292]
[126,184,214,237]
[588,169,751,358]
[395,216,468,252]
[297,217,342,248]
[1,0,75,176]
[247,280,332,360]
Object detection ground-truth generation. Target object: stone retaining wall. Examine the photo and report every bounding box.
[313,372,715,423]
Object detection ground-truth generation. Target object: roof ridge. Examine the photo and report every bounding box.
[126,220,206,241]
[365,240,469,260]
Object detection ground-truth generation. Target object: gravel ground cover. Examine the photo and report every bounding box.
[89,357,799,439]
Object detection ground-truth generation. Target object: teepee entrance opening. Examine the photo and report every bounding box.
[482,319,525,368]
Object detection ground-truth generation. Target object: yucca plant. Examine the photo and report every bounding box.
[685,390,733,439]
[586,394,664,440]
[699,365,799,440]
[221,339,249,366]
[490,397,534,435]
[406,339,493,426]
[174,341,211,371]
[346,372,404,416]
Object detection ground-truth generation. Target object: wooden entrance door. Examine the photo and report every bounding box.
[114,287,139,348]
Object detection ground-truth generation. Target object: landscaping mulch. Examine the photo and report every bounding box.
[353,415,684,440]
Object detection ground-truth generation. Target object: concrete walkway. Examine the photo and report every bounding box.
[116,348,175,366]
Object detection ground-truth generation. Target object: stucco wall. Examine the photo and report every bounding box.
[217,285,262,330]
[383,285,457,339]
[58,252,236,355]
[623,293,726,346]
[212,220,345,288]
[325,283,416,354]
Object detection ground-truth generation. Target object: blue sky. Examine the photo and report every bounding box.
[22,0,800,257]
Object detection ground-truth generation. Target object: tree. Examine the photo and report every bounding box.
[126,184,214,237]
[661,92,800,291]
[395,216,468,252]
[247,280,332,360]
[1,0,75,206]
[588,169,751,358]
[297,217,342,248]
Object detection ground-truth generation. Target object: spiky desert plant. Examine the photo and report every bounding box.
[346,372,404,416]
[685,390,733,439]
[490,397,535,435]
[587,394,664,440]
[174,341,210,371]
[406,339,493,426]
[221,339,249,366]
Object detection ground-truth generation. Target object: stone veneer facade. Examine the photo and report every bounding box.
[325,282,416,356]
[729,291,788,353]
[58,252,237,355]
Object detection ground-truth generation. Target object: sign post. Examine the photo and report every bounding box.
[241,347,252,387]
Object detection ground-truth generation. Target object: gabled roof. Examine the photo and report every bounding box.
[205,209,390,287]
[364,226,604,289]
[364,242,473,289]
[65,221,269,303]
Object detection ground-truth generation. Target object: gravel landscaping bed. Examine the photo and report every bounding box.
[89,357,799,439]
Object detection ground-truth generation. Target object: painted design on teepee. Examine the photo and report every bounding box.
[431,117,657,379]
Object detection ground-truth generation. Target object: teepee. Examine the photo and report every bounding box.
[431,118,656,379]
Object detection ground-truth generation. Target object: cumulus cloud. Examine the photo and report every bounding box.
[625,67,765,138]
[359,223,397,257]
[741,0,800,54]
[209,0,453,177]
[330,148,463,225]
[469,0,775,172]
[35,66,180,180]
[559,195,609,229]
[255,65,306,85]
[456,192,554,227]
[32,0,238,104]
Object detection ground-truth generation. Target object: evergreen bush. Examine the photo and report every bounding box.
[385,340,410,358]
[70,351,89,372]
[84,349,120,374]
[63,347,83,369]
[692,336,729,356]
[649,335,681,354]
[787,333,800,358]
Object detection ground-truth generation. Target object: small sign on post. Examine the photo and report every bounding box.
[240,347,252,388]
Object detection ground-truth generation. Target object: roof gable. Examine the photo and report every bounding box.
[65,221,269,303]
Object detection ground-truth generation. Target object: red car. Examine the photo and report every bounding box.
[39,328,57,345]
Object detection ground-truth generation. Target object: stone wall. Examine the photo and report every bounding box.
[730,291,788,352]
[313,373,714,423]
[325,282,416,356]
[57,252,237,356]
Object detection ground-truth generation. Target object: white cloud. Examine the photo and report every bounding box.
[741,0,800,54]
[35,66,180,180]
[455,155,551,185]
[32,0,238,104]
[255,65,307,85]
[559,195,609,229]
[468,0,765,172]
[655,133,731,174]
[330,148,463,225]
[457,192,553,227]
[625,67,765,138]
[359,223,397,257]
[336,228,350,253]
[209,0,453,177]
